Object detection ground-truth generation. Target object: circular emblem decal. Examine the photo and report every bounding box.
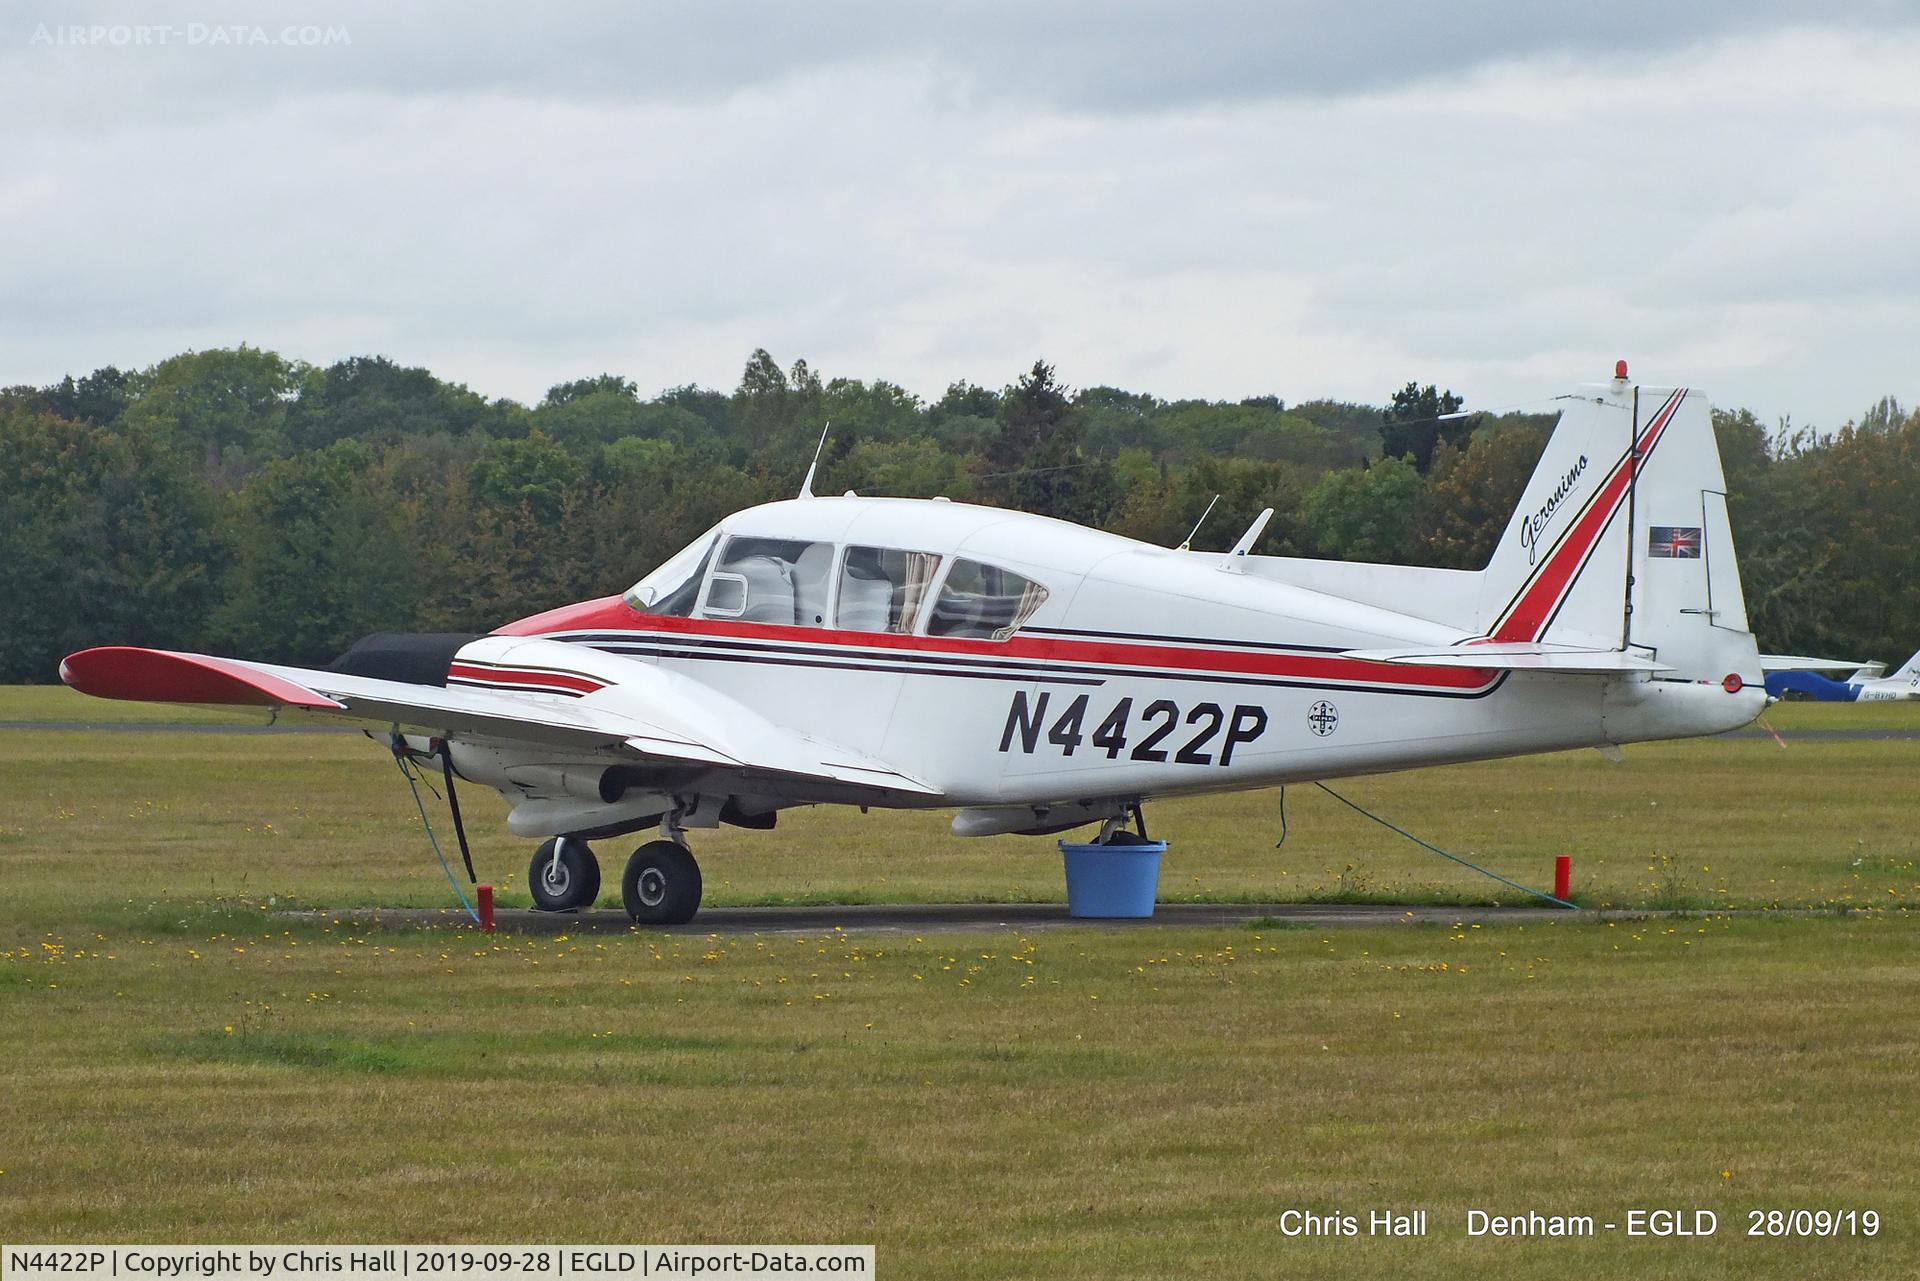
[1307,700,1340,737]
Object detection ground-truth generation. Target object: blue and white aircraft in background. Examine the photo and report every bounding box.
[1762,651,1920,702]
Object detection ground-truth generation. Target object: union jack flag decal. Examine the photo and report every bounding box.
[1648,525,1702,558]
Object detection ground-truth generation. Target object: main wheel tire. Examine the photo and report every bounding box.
[622,840,702,925]
[527,837,601,911]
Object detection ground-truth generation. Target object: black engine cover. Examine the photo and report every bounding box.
[326,632,482,687]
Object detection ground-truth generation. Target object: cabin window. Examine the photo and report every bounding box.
[702,536,836,626]
[927,559,1049,640]
[837,546,941,634]
[627,527,720,617]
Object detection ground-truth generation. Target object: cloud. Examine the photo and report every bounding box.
[1,7,1916,425]
[10,0,1909,121]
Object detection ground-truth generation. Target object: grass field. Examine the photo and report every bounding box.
[2,689,1914,917]
[3,688,1918,1277]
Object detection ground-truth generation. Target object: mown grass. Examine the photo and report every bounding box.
[2,913,1916,1278]
[0,696,1912,920]
[0,685,275,725]
[3,689,1918,1276]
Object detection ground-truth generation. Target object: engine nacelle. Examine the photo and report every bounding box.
[445,742,627,804]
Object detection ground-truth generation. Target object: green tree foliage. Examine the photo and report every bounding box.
[821,378,924,446]
[978,360,1119,524]
[837,437,970,499]
[468,432,586,526]
[120,345,301,478]
[1380,382,1468,474]
[1075,386,1164,456]
[3,345,1915,680]
[21,366,135,425]
[284,355,499,450]
[0,404,224,681]
[1293,399,1387,460]
[1109,456,1314,554]
[731,348,826,464]
[210,441,415,663]
[658,383,732,436]
[1728,404,1920,662]
[1300,456,1425,563]
[928,380,1002,453]
[544,374,638,405]
[1418,417,1553,568]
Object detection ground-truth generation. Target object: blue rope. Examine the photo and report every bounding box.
[394,751,481,924]
[1311,781,1578,909]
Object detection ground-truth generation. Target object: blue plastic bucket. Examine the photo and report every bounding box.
[1059,839,1166,918]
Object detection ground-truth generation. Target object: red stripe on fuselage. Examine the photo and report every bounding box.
[447,663,607,696]
[497,598,1496,692]
[1490,389,1686,643]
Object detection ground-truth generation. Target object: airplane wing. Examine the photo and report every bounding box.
[1759,653,1868,673]
[1343,642,1673,674]
[59,642,940,800]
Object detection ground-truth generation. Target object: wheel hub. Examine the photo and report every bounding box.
[638,867,666,907]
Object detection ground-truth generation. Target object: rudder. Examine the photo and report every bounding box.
[1475,372,1759,684]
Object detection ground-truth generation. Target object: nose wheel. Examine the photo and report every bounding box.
[622,840,703,925]
[527,836,601,911]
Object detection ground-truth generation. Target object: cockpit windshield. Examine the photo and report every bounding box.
[626,525,722,617]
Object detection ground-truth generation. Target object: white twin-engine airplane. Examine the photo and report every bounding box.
[62,366,1766,924]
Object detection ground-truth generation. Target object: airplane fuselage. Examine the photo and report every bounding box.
[489,495,1761,829]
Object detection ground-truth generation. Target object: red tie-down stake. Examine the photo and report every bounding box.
[477,884,496,933]
[1553,856,1572,903]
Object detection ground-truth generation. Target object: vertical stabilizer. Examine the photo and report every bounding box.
[1475,374,1759,684]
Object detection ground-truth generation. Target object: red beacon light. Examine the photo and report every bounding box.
[1614,359,1629,380]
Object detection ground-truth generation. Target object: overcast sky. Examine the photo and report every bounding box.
[4,2,1917,425]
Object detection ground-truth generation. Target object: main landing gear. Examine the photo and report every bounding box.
[525,832,705,925]
[1091,803,1154,846]
[622,840,703,926]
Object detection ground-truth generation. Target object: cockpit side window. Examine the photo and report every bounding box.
[704,536,835,627]
[627,528,719,618]
[926,559,1050,640]
[837,547,942,634]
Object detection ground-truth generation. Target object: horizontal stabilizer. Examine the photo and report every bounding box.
[1759,653,1867,673]
[1345,643,1673,674]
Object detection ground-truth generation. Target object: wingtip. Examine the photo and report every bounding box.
[58,646,344,711]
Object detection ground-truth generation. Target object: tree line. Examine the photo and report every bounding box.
[2,346,1914,682]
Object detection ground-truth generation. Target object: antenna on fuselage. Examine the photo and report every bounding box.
[799,422,831,499]
[1219,508,1274,574]
[1177,495,1220,551]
